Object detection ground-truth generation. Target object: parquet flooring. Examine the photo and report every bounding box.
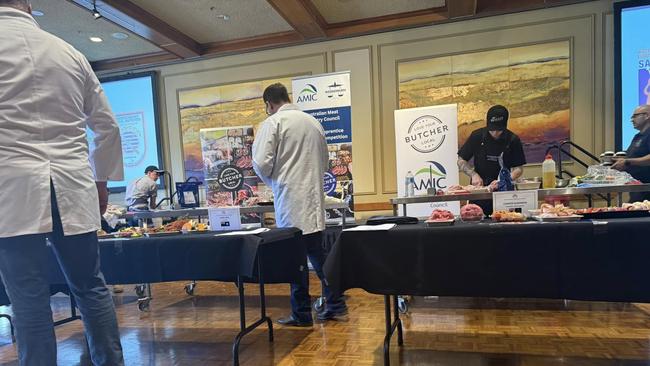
[1,274,650,365]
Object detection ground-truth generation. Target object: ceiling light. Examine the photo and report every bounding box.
[89,36,103,43]
[92,0,102,20]
[111,32,129,40]
[209,7,230,20]
[31,10,44,16]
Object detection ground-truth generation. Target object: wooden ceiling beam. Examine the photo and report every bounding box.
[201,31,305,55]
[325,7,448,38]
[266,0,327,39]
[68,0,202,58]
[91,51,178,72]
[448,0,477,18]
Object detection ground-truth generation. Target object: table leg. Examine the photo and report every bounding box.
[342,213,347,228]
[587,195,593,208]
[607,193,612,207]
[393,295,403,346]
[383,295,404,366]
[392,204,398,216]
[232,250,273,366]
[53,295,81,326]
[618,193,623,207]
[403,204,407,216]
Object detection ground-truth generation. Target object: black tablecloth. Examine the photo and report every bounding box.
[324,218,650,303]
[0,228,305,306]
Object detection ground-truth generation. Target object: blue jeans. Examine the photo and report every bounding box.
[290,231,347,322]
[0,188,124,366]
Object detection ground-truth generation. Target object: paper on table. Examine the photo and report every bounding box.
[343,223,396,232]
[215,228,270,236]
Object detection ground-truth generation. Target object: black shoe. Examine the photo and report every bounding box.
[276,315,313,327]
[316,308,349,321]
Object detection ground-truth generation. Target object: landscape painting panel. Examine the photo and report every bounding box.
[398,41,570,163]
[179,77,294,181]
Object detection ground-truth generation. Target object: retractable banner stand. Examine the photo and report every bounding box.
[292,71,354,219]
[394,104,460,217]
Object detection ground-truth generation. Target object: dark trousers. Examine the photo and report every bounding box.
[290,231,347,322]
[0,186,124,366]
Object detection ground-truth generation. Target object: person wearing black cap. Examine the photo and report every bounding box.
[457,105,527,213]
[125,165,162,211]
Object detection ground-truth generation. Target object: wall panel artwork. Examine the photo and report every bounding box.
[398,41,570,163]
[179,77,294,181]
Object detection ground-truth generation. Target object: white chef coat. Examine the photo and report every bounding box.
[252,104,328,235]
[0,8,124,238]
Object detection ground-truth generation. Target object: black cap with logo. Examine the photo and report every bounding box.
[486,105,509,131]
[144,165,163,174]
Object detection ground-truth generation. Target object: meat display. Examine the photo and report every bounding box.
[492,210,526,222]
[537,203,576,217]
[236,156,253,169]
[622,200,650,211]
[331,165,348,176]
[427,209,455,221]
[446,185,490,195]
[460,204,484,222]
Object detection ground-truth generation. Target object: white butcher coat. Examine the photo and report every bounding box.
[252,104,328,235]
[0,8,124,238]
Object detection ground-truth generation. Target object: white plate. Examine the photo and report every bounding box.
[531,215,583,222]
[425,219,455,227]
[144,231,182,237]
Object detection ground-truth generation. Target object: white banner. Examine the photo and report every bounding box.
[394,104,460,217]
[293,71,353,218]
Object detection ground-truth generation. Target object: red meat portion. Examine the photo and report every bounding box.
[460,204,484,220]
[331,165,348,176]
[236,156,253,169]
[428,209,455,221]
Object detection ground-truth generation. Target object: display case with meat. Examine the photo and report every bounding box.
[460,204,484,222]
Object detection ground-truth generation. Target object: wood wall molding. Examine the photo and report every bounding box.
[449,0,478,19]
[354,202,394,212]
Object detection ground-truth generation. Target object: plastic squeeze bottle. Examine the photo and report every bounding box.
[542,154,557,189]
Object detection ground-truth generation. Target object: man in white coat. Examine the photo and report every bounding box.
[253,83,347,326]
[0,1,124,364]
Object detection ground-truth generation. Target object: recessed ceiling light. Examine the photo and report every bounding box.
[111,32,129,40]
[89,36,103,43]
[215,14,230,20]
[31,10,44,16]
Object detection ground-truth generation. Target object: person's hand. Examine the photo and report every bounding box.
[611,158,626,171]
[471,173,483,186]
[96,181,108,215]
[489,180,499,191]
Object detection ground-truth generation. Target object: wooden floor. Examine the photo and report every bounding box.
[1,274,650,365]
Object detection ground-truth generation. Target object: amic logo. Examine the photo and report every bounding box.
[326,82,346,98]
[404,115,448,153]
[413,161,448,190]
[297,84,318,103]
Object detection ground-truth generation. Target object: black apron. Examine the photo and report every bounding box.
[470,131,514,215]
